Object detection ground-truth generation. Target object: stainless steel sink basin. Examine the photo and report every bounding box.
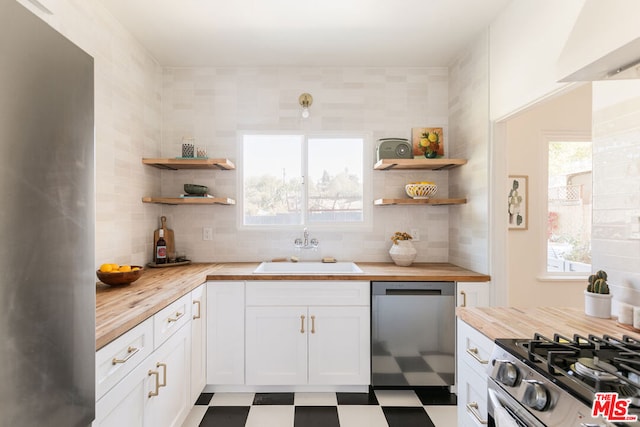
[252,261,363,274]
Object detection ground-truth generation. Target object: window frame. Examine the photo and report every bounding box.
[236,131,373,231]
[538,131,592,281]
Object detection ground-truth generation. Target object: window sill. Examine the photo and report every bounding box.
[537,274,588,282]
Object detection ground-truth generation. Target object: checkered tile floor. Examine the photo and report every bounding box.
[181,388,456,427]
[371,343,455,387]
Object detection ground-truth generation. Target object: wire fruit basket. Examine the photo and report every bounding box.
[405,183,438,199]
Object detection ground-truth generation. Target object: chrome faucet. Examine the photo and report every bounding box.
[294,227,319,249]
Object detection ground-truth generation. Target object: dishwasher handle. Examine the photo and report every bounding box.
[384,289,442,296]
[372,281,454,296]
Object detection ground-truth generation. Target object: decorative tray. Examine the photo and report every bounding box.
[146,260,191,268]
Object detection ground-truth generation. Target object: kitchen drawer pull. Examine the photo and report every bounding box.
[311,315,316,334]
[460,290,467,307]
[157,362,167,388]
[466,402,488,425]
[148,369,160,397]
[112,346,140,365]
[466,347,489,364]
[193,300,201,319]
[300,315,305,333]
[167,311,184,323]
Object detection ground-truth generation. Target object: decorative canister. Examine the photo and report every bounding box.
[389,240,417,267]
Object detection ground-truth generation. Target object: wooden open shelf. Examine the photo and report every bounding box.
[142,158,235,170]
[374,198,467,206]
[373,158,467,171]
[142,197,236,206]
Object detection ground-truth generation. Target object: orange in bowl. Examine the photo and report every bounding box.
[96,265,144,286]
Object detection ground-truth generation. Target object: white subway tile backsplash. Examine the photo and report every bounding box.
[592,80,640,306]
[161,66,452,262]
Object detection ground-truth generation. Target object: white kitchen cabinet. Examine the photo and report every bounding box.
[456,281,490,308]
[245,281,370,387]
[206,281,245,385]
[95,323,191,427]
[190,284,207,403]
[95,318,153,402]
[245,306,308,385]
[145,323,191,427]
[456,318,493,427]
[307,305,370,385]
[457,353,490,427]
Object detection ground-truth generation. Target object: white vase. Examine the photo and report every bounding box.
[584,290,612,318]
[389,240,417,266]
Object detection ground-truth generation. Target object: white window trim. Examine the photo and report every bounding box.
[537,130,592,281]
[236,131,373,231]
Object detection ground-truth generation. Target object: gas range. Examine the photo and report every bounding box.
[488,332,640,427]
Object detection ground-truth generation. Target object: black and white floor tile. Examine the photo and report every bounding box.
[181,388,456,427]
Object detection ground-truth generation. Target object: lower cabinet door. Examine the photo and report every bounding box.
[307,306,370,385]
[145,323,191,427]
[245,306,308,385]
[206,282,245,385]
[190,284,207,403]
[95,362,147,427]
[457,359,489,427]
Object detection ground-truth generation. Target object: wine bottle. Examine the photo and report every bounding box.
[155,229,167,264]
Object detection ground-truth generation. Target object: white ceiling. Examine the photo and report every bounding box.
[97,0,512,67]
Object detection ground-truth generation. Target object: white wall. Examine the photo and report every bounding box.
[505,84,592,307]
[592,80,640,316]
[17,0,164,268]
[448,31,491,274]
[489,0,585,120]
[159,67,454,263]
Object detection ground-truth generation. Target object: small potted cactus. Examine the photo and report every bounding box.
[584,270,612,318]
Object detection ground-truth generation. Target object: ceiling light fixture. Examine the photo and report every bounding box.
[299,93,313,119]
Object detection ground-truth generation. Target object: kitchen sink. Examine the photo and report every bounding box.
[252,261,363,274]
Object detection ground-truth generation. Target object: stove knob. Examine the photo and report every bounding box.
[522,380,549,411]
[495,361,519,387]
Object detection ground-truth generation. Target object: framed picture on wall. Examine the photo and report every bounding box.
[411,127,444,158]
[508,175,528,230]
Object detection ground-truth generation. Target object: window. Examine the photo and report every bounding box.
[546,140,592,273]
[240,133,367,227]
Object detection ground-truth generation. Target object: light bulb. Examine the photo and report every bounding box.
[301,107,310,119]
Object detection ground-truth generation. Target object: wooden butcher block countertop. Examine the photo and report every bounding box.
[96,262,489,350]
[457,306,640,341]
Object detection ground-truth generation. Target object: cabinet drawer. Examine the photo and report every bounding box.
[154,293,191,349]
[95,317,153,400]
[457,319,493,375]
[246,281,369,306]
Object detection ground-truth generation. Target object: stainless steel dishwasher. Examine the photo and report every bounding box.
[371,281,455,387]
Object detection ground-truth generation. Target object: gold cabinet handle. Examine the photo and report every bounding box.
[112,346,140,365]
[466,402,487,424]
[157,362,167,388]
[148,369,160,397]
[460,290,467,307]
[193,300,201,319]
[167,311,184,323]
[300,315,305,333]
[466,347,489,364]
[310,315,316,334]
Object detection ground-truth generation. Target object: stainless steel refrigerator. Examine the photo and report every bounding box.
[0,0,95,425]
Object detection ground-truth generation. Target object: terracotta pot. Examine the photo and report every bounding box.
[389,240,417,266]
[584,290,612,319]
